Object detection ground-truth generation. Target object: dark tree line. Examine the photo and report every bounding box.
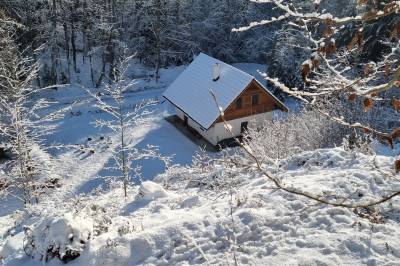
[0,0,283,86]
[1,0,395,91]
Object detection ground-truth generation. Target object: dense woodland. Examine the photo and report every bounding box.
[0,1,397,89]
[0,0,400,265]
[0,0,362,86]
[1,0,279,86]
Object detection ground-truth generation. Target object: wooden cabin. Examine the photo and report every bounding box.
[163,53,288,146]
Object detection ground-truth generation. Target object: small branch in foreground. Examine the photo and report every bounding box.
[265,76,394,143]
[209,90,400,209]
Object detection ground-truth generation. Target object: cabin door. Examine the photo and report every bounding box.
[241,122,248,133]
[183,115,188,126]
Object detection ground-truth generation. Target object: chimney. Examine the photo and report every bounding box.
[213,63,220,82]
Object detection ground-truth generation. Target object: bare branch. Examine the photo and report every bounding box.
[209,90,400,209]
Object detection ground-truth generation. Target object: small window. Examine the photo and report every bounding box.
[251,94,259,106]
[235,98,242,109]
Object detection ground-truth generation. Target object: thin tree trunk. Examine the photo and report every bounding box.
[107,0,116,81]
[96,53,106,87]
[154,0,162,82]
[117,86,128,197]
[62,22,71,81]
[50,0,58,85]
[63,22,70,60]
[107,37,115,81]
[70,5,77,72]
[89,54,95,87]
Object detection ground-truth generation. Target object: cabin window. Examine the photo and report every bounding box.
[235,98,242,109]
[252,94,259,106]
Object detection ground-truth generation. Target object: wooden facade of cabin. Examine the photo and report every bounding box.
[214,79,286,124]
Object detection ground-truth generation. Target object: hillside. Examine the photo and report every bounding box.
[1,64,400,265]
[1,1,400,265]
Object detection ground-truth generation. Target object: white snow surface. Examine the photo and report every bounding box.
[0,63,399,265]
[2,146,400,265]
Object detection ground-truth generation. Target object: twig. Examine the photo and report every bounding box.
[209,90,400,209]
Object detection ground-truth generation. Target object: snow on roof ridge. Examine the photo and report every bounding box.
[197,52,255,80]
[199,53,287,112]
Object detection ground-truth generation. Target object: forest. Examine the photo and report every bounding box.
[0,0,400,265]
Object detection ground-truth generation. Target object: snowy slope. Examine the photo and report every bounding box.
[1,63,399,265]
[2,146,400,265]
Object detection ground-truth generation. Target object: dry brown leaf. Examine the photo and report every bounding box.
[384,136,394,149]
[395,160,400,173]
[363,98,374,112]
[301,62,311,82]
[363,128,371,134]
[357,0,368,5]
[311,58,320,69]
[392,97,400,111]
[363,9,378,21]
[348,93,357,102]
[326,42,336,56]
[323,25,335,38]
[392,128,400,140]
[357,31,364,48]
[348,30,363,50]
[384,3,399,14]
[384,64,391,79]
[390,23,400,40]
[347,36,356,50]
[364,63,373,76]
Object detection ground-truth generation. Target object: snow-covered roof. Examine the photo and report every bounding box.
[163,53,286,129]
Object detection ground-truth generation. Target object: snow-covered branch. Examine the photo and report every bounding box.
[209,90,400,209]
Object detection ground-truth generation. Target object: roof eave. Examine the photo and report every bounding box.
[162,95,211,129]
[253,79,289,112]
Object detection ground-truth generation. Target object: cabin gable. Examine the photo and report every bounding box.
[214,79,286,124]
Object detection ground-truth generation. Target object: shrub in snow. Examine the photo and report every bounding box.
[136,181,168,201]
[23,214,93,263]
[244,109,349,160]
[343,133,373,155]
[159,151,248,195]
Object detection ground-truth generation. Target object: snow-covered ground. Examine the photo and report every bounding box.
[2,146,400,265]
[1,62,399,265]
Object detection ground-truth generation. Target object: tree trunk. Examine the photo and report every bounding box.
[96,53,106,88]
[154,0,162,82]
[70,5,77,72]
[50,0,58,85]
[62,22,71,81]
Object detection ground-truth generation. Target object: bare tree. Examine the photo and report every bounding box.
[87,55,169,197]
[0,13,68,204]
